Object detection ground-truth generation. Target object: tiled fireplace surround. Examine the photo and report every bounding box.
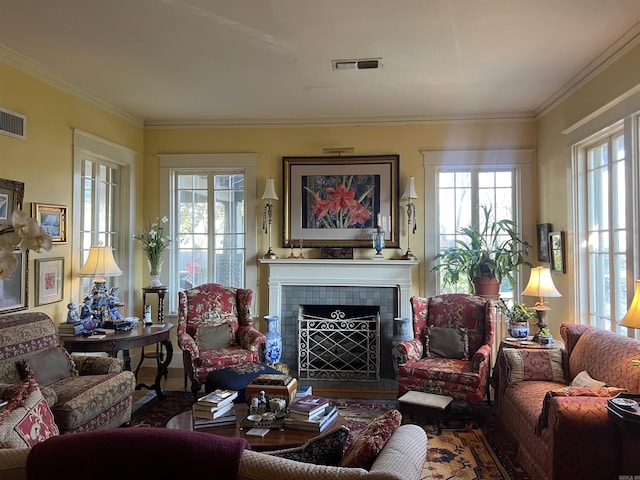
[259,259,418,390]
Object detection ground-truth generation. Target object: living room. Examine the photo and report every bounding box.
[3,4,640,477]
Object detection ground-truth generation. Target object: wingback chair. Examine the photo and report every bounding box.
[396,294,495,404]
[177,283,266,398]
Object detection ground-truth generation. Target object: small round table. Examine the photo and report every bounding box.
[61,323,174,399]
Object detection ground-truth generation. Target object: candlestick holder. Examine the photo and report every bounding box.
[372,226,385,260]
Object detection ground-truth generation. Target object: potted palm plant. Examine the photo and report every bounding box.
[432,205,532,297]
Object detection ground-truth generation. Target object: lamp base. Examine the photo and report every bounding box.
[263,248,278,259]
[401,248,417,261]
[532,307,550,343]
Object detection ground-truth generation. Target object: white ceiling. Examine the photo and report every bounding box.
[2,0,640,126]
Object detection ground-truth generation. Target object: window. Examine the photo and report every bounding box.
[159,154,257,314]
[436,169,516,295]
[72,130,136,309]
[423,149,534,298]
[574,123,635,334]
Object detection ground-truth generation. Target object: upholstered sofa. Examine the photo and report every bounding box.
[496,321,640,480]
[0,312,135,435]
[0,422,428,480]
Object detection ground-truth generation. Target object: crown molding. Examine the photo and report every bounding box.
[0,44,143,127]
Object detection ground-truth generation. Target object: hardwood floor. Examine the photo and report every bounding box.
[132,367,397,403]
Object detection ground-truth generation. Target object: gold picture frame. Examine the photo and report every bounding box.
[35,257,64,306]
[32,203,67,244]
[283,155,400,248]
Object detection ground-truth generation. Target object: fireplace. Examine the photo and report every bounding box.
[259,259,418,384]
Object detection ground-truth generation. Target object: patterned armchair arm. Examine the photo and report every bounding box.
[470,344,491,373]
[73,355,123,375]
[238,325,266,352]
[396,338,423,364]
[178,332,200,363]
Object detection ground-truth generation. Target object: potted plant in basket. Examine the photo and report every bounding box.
[432,205,532,297]
[498,299,537,339]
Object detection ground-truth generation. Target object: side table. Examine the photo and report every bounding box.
[142,286,168,323]
[136,287,170,390]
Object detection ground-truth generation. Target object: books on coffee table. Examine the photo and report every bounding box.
[289,395,330,418]
[284,404,338,432]
[192,408,237,428]
[196,389,238,408]
[192,401,234,420]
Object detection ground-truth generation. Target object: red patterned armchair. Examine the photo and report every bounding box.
[396,294,495,404]
[178,283,266,398]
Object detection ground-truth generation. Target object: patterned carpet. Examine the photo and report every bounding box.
[130,392,528,479]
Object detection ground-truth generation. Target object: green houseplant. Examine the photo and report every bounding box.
[432,205,532,296]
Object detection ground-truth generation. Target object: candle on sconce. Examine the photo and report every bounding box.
[377,213,382,228]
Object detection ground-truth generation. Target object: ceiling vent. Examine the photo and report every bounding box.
[332,58,383,71]
[0,107,26,140]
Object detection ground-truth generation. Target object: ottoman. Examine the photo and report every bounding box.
[398,391,453,434]
[204,363,284,403]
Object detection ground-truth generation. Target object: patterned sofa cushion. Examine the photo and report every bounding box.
[340,409,402,469]
[18,347,77,387]
[268,425,350,465]
[503,348,566,384]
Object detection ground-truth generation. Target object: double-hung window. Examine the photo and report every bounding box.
[159,154,257,314]
[423,149,534,299]
[573,119,638,334]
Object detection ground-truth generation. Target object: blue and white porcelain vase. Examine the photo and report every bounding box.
[508,321,530,339]
[391,317,413,375]
[263,315,282,364]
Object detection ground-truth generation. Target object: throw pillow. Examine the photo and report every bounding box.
[0,376,59,448]
[426,326,469,360]
[503,348,566,384]
[196,321,235,349]
[267,425,350,466]
[340,409,402,469]
[18,347,77,387]
[570,370,606,388]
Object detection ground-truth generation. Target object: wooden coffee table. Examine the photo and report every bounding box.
[166,403,346,451]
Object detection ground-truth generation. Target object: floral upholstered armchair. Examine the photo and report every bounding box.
[396,294,495,405]
[177,283,266,398]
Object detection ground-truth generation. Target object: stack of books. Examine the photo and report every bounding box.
[284,395,338,432]
[58,322,84,335]
[192,389,238,429]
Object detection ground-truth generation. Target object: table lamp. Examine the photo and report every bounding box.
[522,266,561,342]
[621,280,640,330]
[261,178,279,259]
[401,175,418,260]
[78,244,122,321]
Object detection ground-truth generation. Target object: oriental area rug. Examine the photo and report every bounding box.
[131,392,528,480]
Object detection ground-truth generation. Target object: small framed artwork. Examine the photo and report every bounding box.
[536,223,552,262]
[0,250,29,314]
[283,155,400,248]
[35,257,64,306]
[0,178,25,221]
[549,231,566,274]
[32,203,67,243]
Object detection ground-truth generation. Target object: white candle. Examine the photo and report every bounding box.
[377,213,382,228]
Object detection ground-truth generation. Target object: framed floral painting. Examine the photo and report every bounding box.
[283,155,400,248]
[35,257,64,306]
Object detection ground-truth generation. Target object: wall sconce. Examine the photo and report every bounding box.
[522,266,561,342]
[262,178,279,259]
[400,176,418,260]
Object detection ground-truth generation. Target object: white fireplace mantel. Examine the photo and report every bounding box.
[259,259,418,325]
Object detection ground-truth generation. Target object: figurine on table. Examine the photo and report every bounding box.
[108,287,125,320]
[67,303,80,324]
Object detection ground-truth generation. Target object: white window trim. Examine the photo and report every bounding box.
[72,129,137,311]
[421,148,535,295]
[158,153,258,313]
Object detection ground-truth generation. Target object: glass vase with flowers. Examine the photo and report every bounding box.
[133,216,171,288]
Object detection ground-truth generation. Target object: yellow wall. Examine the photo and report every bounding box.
[0,62,144,323]
[537,42,640,336]
[143,122,536,314]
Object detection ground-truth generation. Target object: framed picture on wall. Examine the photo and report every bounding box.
[536,223,552,263]
[0,178,25,222]
[283,155,400,248]
[35,257,64,306]
[32,203,67,243]
[550,231,566,274]
[0,250,29,313]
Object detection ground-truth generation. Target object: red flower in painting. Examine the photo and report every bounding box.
[305,176,374,229]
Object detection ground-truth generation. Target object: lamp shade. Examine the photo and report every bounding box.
[401,176,418,200]
[261,178,279,201]
[78,245,122,281]
[522,266,561,304]
[621,280,640,328]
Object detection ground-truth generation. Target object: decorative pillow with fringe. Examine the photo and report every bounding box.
[426,326,469,360]
[503,347,566,384]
